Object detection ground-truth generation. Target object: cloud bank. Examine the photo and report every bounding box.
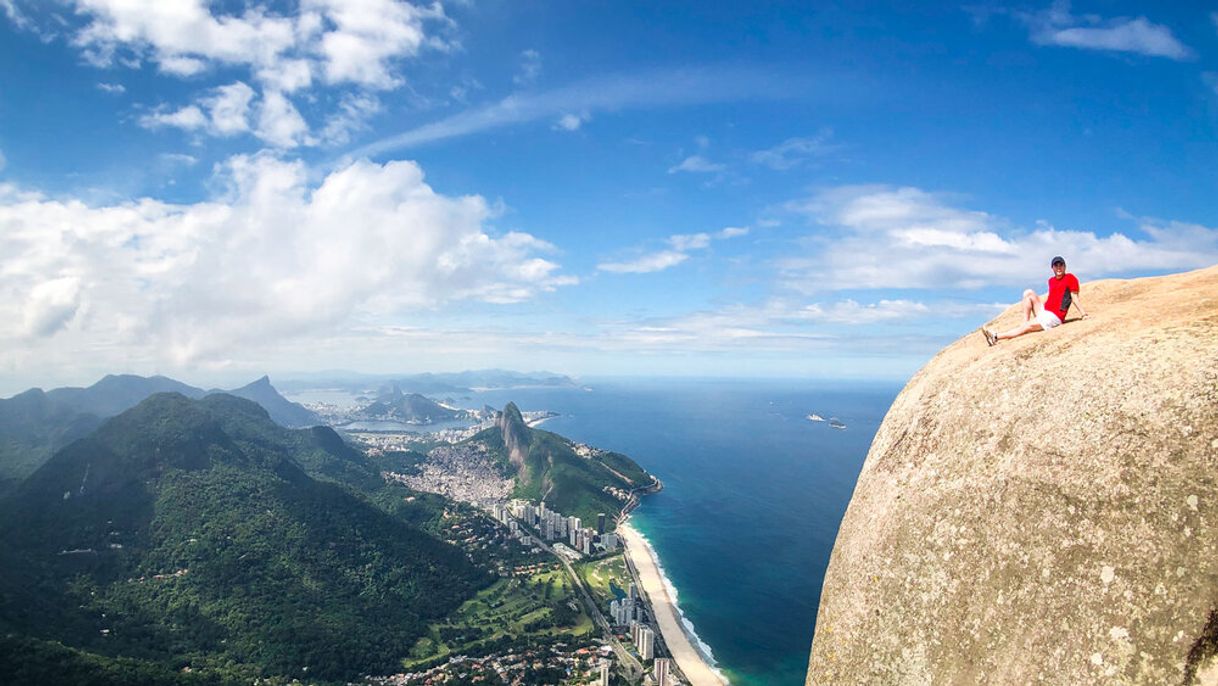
[11,0,455,149]
[0,155,574,368]
[780,185,1218,292]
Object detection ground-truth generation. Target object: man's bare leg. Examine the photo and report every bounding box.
[984,289,1045,344]
[1021,289,1041,322]
[996,320,1043,341]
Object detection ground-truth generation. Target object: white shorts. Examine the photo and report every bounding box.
[1036,309,1062,329]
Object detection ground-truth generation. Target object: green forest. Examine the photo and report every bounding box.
[0,393,489,685]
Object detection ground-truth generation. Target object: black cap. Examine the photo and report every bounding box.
[1050,256,1065,266]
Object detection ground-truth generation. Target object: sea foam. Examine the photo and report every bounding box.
[630,523,731,684]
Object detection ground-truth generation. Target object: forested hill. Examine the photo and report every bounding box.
[0,393,487,685]
[469,402,656,528]
[0,374,316,496]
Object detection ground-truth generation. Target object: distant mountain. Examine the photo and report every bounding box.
[44,374,206,417]
[208,375,319,428]
[0,374,208,497]
[355,387,470,424]
[396,369,579,392]
[0,389,106,496]
[0,375,319,495]
[275,369,580,395]
[0,393,486,684]
[469,402,654,528]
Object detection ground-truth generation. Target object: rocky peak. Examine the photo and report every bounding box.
[496,402,531,469]
[807,265,1218,685]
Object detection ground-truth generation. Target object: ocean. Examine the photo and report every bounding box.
[468,377,901,686]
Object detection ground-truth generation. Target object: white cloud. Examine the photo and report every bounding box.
[514,49,542,86]
[21,1,453,148]
[599,226,749,274]
[141,81,255,137]
[96,81,126,94]
[751,129,834,170]
[70,1,298,76]
[158,153,198,167]
[141,104,210,132]
[65,0,449,89]
[1027,2,1192,60]
[311,0,448,89]
[796,299,930,325]
[668,155,725,174]
[668,233,711,251]
[138,81,321,149]
[205,81,257,135]
[0,0,42,35]
[158,54,209,76]
[348,66,798,157]
[319,92,383,145]
[595,298,949,352]
[256,90,311,147]
[554,112,589,131]
[597,251,689,274]
[0,155,574,366]
[780,184,1218,292]
[22,277,82,336]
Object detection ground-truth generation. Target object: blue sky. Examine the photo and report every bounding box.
[1,0,1216,394]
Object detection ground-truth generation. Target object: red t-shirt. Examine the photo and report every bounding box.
[1045,273,1079,322]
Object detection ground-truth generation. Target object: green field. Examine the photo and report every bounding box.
[403,567,595,669]
[575,553,630,612]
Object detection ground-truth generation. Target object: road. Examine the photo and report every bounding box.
[531,536,644,679]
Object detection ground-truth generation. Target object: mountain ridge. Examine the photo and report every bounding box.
[0,375,317,495]
[0,392,486,684]
[470,402,654,528]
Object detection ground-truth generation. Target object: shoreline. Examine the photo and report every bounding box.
[618,521,728,686]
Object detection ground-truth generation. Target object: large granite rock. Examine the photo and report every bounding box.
[807,265,1218,685]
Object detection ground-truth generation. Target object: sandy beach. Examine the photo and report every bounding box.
[618,522,727,686]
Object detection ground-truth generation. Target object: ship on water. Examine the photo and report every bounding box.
[806,413,825,422]
[828,418,847,430]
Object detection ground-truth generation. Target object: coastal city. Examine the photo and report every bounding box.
[348,419,694,686]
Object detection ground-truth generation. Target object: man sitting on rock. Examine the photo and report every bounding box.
[983,256,1088,346]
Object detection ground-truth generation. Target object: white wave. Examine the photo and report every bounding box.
[630,525,731,684]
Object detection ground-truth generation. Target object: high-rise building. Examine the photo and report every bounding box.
[597,512,607,534]
[638,626,655,660]
[601,532,617,550]
[653,658,672,686]
[598,659,611,686]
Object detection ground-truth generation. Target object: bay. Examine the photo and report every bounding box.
[469,377,899,686]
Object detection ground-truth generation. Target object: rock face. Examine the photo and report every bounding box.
[806,265,1218,685]
[217,375,320,428]
[496,402,532,470]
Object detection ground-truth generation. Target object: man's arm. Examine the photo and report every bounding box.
[1071,290,1088,319]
